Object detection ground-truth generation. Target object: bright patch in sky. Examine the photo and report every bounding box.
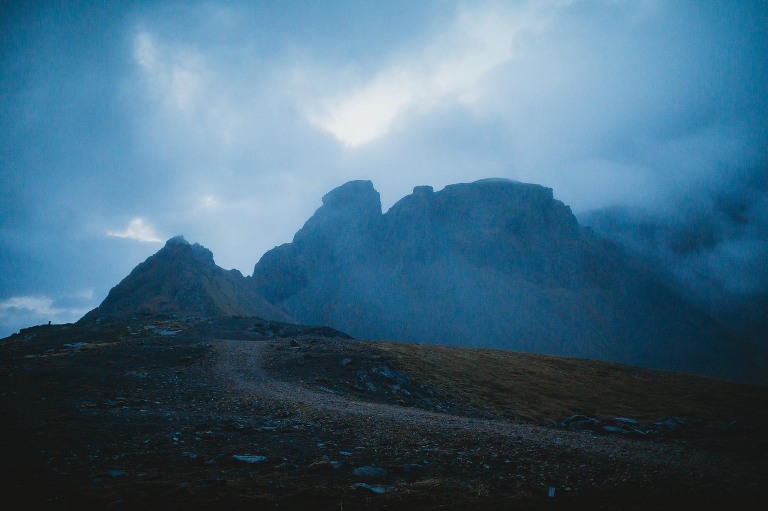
[133,31,203,112]
[107,218,163,243]
[0,295,92,329]
[307,4,550,147]
[132,31,242,148]
[0,295,60,315]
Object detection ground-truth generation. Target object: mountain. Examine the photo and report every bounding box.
[251,179,760,382]
[579,205,768,375]
[80,235,291,323]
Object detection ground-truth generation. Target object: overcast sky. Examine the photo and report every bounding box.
[1,0,766,337]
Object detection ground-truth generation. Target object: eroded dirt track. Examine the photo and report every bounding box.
[208,337,766,509]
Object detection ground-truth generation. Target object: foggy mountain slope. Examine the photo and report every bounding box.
[80,236,292,323]
[579,205,768,336]
[251,179,760,383]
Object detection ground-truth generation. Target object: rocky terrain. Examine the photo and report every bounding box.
[1,315,766,510]
[251,179,760,383]
[81,236,290,324]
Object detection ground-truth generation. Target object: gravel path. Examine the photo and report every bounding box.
[209,338,761,501]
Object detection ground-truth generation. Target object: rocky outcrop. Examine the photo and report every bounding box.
[252,179,759,382]
[252,180,383,305]
[81,236,291,323]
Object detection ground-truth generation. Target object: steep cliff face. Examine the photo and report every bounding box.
[252,180,382,305]
[81,236,292,323]
[252,179,758,382]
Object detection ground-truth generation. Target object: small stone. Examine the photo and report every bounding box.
[351,482,389,494]
[352,466,387,478]
[233,454,267,464]
[307,460,330,471]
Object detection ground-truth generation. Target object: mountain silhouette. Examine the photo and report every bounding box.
[80,235,291,323]
[251,179,759,382]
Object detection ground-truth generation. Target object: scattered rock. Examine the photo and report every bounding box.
[352,466,387,478]
[232,454,267,464]
[559,415,601,432]
[655,417,687,431]
[351,482,391,494]
[307,460,330,471]
[558,414,719,438]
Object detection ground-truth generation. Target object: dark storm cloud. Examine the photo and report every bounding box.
[1,0,766,336]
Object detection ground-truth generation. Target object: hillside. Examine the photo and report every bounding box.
[1,317,766,510]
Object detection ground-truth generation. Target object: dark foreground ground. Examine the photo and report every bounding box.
[1,315,766,510]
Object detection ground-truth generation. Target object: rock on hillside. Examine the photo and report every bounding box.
[81,236,291,323]
[251,179,760,383]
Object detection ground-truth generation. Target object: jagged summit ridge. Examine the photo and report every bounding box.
[165,234,189,246]
[251,179,758,382]
[80,236,290,323]
[320,179,381,210]
[74,179,760,383]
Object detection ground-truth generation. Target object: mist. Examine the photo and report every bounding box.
[1,0,766,338]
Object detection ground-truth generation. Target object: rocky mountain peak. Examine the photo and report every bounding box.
[252,178,757,382]
[320,179,381,213]
[165,234,189,247]
[435,179,580,238]
[159,235,215,265]
[412,185,434,195]
[291,180,383,256]
[80,236,290,323]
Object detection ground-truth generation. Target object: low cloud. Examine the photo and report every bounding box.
[305,2,555,147]
[131,30,247,150]
[0,294,94,336]
[107,218,163,243]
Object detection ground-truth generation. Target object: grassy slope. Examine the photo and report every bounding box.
[376,341,768,425]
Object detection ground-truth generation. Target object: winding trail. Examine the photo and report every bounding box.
[208,337,740,487]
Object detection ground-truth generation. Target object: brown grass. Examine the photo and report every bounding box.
[376,341,768,424]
